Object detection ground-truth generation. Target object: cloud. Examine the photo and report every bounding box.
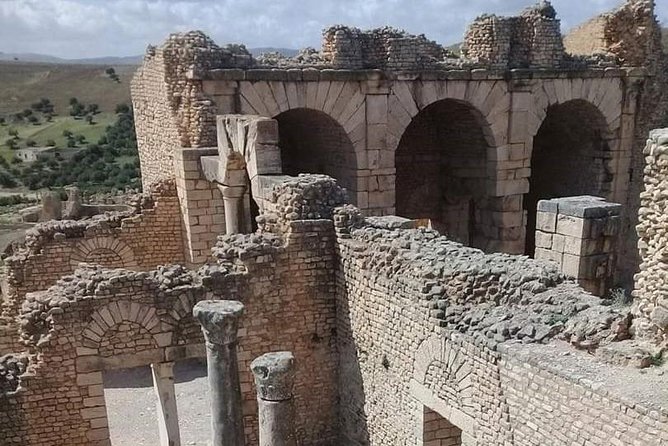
[0,0,665,59]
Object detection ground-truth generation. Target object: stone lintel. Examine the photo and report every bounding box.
[537,196,622,219]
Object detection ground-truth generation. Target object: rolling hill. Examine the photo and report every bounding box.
[0,62,134,116]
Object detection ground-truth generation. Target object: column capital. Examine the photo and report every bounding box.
[193,300,244,345]
[251,351,296,402]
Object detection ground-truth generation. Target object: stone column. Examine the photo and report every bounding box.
[193,300,245,446]
[151,362,181,446]
[250,351,297,446]
[41,190,62,220]
[218,184,246,235]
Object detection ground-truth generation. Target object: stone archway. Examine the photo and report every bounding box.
[525,99,613,256]
[274,108,359,203]
[70,237,138,270]
[395,99,494,249]
[411,336,477,444]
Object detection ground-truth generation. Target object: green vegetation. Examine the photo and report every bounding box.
[15,107,139,192]
[0,113,116,159]
[0,61,133,116]
[0,103,139,192]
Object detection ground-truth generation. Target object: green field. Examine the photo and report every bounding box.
[0,114,116,161]
[0,61,134,116]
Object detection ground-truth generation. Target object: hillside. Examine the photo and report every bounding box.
[0,62,134,115]
[663,28,667,52]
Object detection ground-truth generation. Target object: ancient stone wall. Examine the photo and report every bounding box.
[634,129,668,345]
[132,31,254,189]
[463,2,564,69]
[321,26,450,70]
[334,210,666,444]
[0,175,342,446]
[0,180,184,353]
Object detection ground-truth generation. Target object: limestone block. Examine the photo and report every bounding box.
[535,231,553,249]
[536,211,556,233]
[556,215,588,239]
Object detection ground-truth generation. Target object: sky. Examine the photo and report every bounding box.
[0,0,666,59]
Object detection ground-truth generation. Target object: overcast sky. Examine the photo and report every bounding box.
[0,0,666,59]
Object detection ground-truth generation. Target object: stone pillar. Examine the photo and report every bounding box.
[250,351,296,446]
[41,190,62,221]
[193,300,245,446]
[64,186,83,219]
[218,185,246,235]
[534,196,621,296]
[151,362,181,446]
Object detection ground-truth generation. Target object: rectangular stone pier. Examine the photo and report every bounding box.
[534,196,621,296]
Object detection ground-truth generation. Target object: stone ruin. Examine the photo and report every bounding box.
[1,1,668,445]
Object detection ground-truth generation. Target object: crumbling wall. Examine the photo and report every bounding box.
[321,26,450,70]
[564,0,662,67]
[132,31,253,189]
[463,2,564,69]
[334,208,664,444]
[633,129,668,345]
[0,180,184,352]
[0,175,343,446]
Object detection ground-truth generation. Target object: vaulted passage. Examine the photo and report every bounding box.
[275,108,358,204]
[395,99,491,248]
[525,100,613,256]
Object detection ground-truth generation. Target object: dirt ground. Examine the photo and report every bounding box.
[103,359,211,446]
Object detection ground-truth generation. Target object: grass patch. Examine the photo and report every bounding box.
[0,113,116,161]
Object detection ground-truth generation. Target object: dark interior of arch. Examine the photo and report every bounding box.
[525,100,612,256]
[395,99,490,249]
[276,108,357,204]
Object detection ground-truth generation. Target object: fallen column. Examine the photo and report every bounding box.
[193,300,245,446]
[250,351,297,446]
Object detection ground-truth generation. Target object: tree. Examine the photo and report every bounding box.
[22,109,32,117]
[27,115,39,125]
[25,139,37,147]
[46,139,56,147]
[115,103,130,114]
[75,134,87,144]
[8,129,19,138]
[62,129,73,138]
[87,103,99,115]
[69,97,79,106]
[0,171,17,188]
[105,67,116,76]
[6,139,18,150]
[0,117,5,125]
[85,115,95,125]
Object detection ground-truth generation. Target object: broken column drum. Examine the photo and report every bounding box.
[193,300,245,446]
[250,351,297,446]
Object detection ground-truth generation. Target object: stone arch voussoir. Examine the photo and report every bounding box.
[70,237,138,270]
[81,301,173,352]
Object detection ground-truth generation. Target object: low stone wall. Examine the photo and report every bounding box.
[334,210,664,445]
[0,180,185,353]
[321,26,451,70]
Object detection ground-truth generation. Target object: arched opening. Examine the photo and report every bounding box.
[395,99,492,249]
[525,100,613,256]
[275,108,358,204]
